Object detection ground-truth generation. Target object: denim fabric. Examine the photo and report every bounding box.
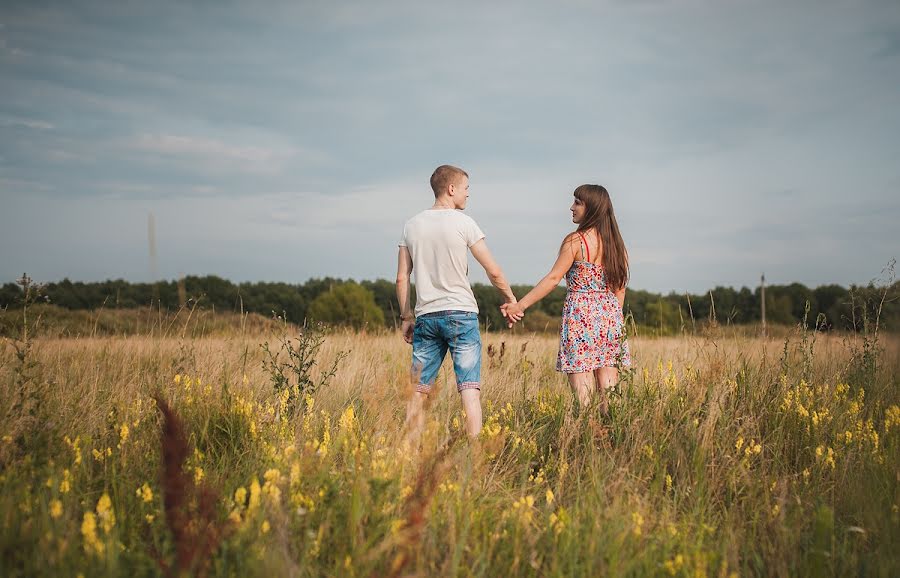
[411,310,481,393]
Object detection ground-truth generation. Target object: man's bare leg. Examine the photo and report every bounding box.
[460,389,482,437]
[405,391,427,445]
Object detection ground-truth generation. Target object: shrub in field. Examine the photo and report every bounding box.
[307,282,385,329]
[260,322,348,418]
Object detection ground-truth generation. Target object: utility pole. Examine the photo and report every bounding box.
[148,212,159,304]
[760,273,767,338]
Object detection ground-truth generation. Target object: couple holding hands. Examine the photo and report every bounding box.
[396,165,631,438]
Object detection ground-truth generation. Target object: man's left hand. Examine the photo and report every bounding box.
[401,318,415,344]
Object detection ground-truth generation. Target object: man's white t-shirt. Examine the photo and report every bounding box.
[399,209,485,317]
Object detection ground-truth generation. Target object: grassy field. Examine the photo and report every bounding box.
[1,322,898,576]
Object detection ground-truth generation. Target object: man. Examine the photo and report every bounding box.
[396,164,516,439]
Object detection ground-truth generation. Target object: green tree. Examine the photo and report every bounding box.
[362,279,400,327]
[0,283,22,308]
[307,282,385,329]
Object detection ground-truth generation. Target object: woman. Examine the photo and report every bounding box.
[501,184,631,414]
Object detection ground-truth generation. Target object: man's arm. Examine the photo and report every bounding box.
[469,239,516,303]
[396,247,414,343]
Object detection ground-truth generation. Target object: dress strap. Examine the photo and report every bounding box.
[577,232,590,262]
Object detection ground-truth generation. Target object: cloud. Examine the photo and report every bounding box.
[128,133,299,175]
[0,116,53,130]
[0,0,898,291]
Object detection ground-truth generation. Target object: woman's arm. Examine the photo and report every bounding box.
[502,235,576,321]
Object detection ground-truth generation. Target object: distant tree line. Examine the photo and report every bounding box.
[0,275,897,333]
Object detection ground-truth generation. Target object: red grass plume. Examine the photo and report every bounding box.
[154,395,232,578]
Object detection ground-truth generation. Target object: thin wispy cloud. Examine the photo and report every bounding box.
[129,134,300,175]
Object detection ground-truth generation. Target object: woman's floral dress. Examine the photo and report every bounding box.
[556,259,631,373]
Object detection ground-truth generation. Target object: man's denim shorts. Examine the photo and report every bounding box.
[411,310,481,394]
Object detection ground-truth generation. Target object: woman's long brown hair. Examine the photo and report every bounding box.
[573,184,629,291]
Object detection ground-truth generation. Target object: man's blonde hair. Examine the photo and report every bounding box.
[430,165,468,197]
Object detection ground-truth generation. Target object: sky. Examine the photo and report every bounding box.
[1,0,898,293]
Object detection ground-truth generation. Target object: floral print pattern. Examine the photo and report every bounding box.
[556,260,631,373]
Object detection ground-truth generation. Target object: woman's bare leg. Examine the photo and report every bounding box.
[567,372,594,407]
[593,367,619,416]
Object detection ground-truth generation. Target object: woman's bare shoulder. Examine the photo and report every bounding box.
[559,231,582,254]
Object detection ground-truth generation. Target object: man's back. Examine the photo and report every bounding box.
[399,208,485,316]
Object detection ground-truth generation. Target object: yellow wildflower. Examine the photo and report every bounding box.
[546,489,555,506]
[339,406,356,431]
[235,486,247,506]
[49,499,63,519]
[664,554,684,575]
[264,468,281,484]
[549,507,569,535]
[64,436,82,465]
[194,467,205,484]
[283,444,296,460]
[263,478,282,504]
[59,469,71,494]
[118,424,129,447]
[529,468,546,485]
[81,512,103,555]
[512,495,536,524]
[885,405,900,435]
[248,478,261,511]
[824,447,835,470]
[261,520,270,534]
[96,493,115,533]
[735,437,744,451]
[632,511,644,537]
[137,483,153,503]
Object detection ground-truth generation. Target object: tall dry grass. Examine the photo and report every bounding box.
[1,324,898,576]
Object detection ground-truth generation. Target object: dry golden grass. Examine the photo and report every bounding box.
[1,327,898,576]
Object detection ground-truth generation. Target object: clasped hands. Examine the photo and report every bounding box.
[500,300,525,329]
